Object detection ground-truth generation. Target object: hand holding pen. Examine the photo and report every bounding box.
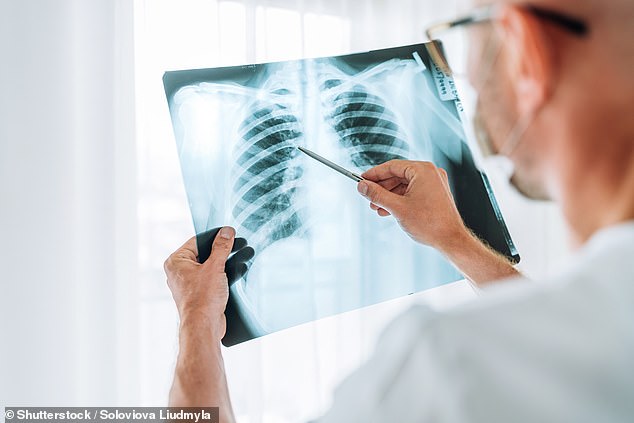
[297,146,467,251]
[355,159,467,250]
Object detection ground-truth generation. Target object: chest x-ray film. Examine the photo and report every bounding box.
[164,43,519,346]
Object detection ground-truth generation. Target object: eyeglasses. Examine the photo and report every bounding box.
[424,4,589,77]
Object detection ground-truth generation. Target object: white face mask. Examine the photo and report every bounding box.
[467,73,537,173]
[483,153,515,181]
[475,103,553,200]
[447,15,549,200]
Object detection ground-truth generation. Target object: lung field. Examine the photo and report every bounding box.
[323,81,409,169]
[231,98,305,251]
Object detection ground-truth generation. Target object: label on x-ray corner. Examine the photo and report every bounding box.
[413,50,454,101]
[430,60,460,102]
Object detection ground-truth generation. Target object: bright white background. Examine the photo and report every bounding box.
[0,0,569,421]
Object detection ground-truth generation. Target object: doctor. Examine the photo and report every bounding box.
[163,0,634,421]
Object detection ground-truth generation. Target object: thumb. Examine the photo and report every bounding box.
[204,226,236,273]
[357,180,402,213]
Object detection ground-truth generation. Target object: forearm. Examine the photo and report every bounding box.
[438,226,522,287]
[169,313,235,423]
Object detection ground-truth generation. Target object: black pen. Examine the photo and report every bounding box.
[297,146,364,183]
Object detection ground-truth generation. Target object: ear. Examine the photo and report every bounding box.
[498,5,554,115]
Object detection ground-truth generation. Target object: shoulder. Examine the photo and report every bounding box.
[377,220,634,381]
[318,223,634,422]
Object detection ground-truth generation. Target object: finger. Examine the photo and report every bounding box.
[438,168,452,191]
[438,167,449,185]
[361,160,417,182]
[357,179,403,213]
[376,176,404,191]
[164,236,199,275]
[195,228,221,264]
[225,246,255,284]
[197,230,246,262]
[205,226,236,272]
[226,263,248,286]
[173,236,199,261]
[435,168,452,194]
[371,202,394,215]
[228,246,255,265]
[232,237,248,252]
[361,160,406,181]
[390,184,408,196]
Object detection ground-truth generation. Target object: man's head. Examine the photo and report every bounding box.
[470,0,634,239]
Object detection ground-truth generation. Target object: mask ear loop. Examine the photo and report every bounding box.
[468,21,531,182]
[499,108,537,157]
[470,21,506,158]
[472,20,538,162]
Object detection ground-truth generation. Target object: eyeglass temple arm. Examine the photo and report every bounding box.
[425,5,497,41]
[425,4,588,41]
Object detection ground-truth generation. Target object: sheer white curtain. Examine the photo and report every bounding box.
[0,0,137,405]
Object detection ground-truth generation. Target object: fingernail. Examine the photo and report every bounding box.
[357,181,368,196]
[219,227,233,239]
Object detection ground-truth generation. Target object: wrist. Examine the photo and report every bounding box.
[179,308,226,342]
[435,224,474,258]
